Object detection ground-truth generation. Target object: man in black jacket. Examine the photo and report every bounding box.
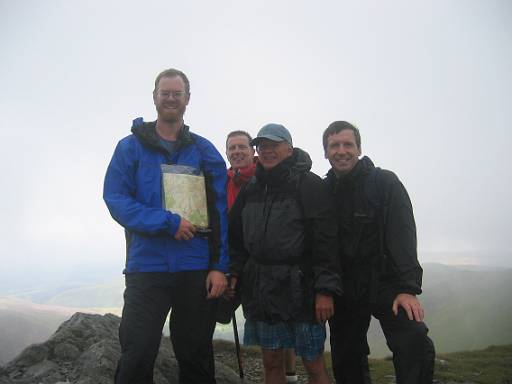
[229,123,342,384]
[323,121,435,384]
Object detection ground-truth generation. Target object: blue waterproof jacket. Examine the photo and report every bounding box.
[103,118,229,274]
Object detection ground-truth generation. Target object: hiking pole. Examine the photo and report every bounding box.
[232,313,244,378]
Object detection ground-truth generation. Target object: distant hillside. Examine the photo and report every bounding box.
[3,263,512,361]
[9,278,125,308]
[215,263,512,357]
[0,298,91,364]
[366,263,512,357]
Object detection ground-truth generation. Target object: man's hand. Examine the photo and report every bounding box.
[315,293,334,323]
[206,270,227,299]
[174,218,196,241]
[392,293,424,322]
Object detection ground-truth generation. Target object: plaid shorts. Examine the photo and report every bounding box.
[243,319,326,361]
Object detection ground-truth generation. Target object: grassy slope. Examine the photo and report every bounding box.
[364,344,512,384]
[214,340,512,384]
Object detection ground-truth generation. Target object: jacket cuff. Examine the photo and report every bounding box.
[210,262,229,273]
[165,212,181,236]
[315,274,343,297]
[394,285,422,297]
[315,290,333,297]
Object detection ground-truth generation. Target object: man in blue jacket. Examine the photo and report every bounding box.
[103,68,229,383]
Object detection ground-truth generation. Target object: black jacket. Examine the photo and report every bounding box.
[325,156,422,300]
[229,148,342,323]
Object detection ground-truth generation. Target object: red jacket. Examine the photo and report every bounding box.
[227,162,256,209]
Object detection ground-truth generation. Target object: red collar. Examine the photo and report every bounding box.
[228,162,257,186]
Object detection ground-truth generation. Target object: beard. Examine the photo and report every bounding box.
[156,103,187,124]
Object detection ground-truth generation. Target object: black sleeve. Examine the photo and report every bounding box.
[300,172,343,297]
[228,186,250,278]
[382,171,423,295]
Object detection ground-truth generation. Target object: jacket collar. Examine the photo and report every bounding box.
[228,161,257,186]
[255,147,312,188]
[131,119,193,152]
[326,156,375,191]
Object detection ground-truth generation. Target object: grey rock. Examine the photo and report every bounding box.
[0,312,240,384]
[54,343,80,361]
[214,362,240,382]
[12,343,48,366]
[25,359,58,377]
[436,358,448,366]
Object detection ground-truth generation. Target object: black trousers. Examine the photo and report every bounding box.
[115,271,218,384]
[329,291,435,384]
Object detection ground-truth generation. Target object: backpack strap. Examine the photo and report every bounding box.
[290,170,306,216]
[364,167,387,303]
[365,167,382,211]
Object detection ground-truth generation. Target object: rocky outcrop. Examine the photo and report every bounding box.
[0,312,240,384]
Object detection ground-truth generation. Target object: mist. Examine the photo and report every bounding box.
[1,0,511,291]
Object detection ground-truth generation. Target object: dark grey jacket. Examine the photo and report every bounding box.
[229,148,342,323]
[325,156,422,301]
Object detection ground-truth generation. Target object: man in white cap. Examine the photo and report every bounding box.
[229,123,342,384]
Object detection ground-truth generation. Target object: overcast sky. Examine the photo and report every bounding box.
[1,0,511,290]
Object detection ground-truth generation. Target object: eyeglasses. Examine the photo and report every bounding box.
[256,141,284,151]
[156,90,187,99]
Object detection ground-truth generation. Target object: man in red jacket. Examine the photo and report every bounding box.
[226,130,257,209]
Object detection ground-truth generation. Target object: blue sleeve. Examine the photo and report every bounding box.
[103,138,181,236]
[198,138,229,273]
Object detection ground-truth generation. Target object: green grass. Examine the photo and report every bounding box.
[214,340,512,384]
[356,344,512,384]
[432,344,512,384]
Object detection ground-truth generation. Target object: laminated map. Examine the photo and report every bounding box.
[162,169,209,229]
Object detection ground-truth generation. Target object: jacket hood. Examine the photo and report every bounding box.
[130,118,193,151]
[346,155,374,180]
[291,147,312,174]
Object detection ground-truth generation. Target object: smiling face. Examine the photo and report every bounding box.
[256,139,293,170]
[325,129,361,176]
[153,76,190,123]
[226,134,255,170]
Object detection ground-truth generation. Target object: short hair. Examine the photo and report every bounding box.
[322,121,361,151]
[226,130,253,148]
[153,68,190,95]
